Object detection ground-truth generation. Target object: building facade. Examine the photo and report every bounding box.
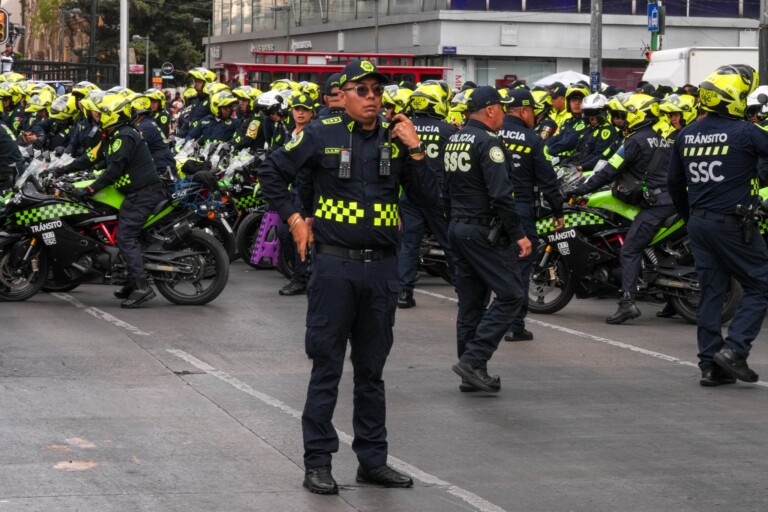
[206,0,760,89]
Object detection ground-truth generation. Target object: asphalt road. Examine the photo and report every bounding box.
[2,261,768,512]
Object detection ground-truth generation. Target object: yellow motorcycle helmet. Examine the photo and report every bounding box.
[409,82,451,118]
[698,64,758,119]
[622,93,660,131]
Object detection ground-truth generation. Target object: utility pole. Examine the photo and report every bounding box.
[119,0,128,86]
[760,0,767,84]
[88,0,97,80]
[589,0,602,93]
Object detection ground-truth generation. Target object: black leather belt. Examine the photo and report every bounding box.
[453,217,493,226]
[691,208,740,225]
[315,244,396,262]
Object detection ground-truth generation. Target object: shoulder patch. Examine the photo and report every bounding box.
[489,146,505,163]
[246,120,261,138]
[321,116,342,125]
[601,129,611,140]
[284,130,305,151]
[110,138,122,153]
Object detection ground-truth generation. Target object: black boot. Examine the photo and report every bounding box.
[398,290,416,309]
[114,278,134,299]
[656,302,677,318]
[121,277,156,309]
[606,292,641,324]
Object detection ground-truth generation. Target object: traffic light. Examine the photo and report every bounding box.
[0,9,7,46]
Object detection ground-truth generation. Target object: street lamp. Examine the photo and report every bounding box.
[271,6,291,52]
[193,17,212,69]
[132,34,150,90]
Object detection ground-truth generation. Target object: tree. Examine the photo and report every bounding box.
[61,0,212,88]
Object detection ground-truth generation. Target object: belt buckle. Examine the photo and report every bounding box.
[360,249,375,262]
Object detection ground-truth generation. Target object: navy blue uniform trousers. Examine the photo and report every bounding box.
[117,188,166,278]
[398,193,454,290]
[620,204,676,293]
[688,214,768,369]
[510,203,538,333]
[450,220,524,368]
[302,252,399,469]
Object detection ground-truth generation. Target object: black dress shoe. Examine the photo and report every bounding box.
[699,366,737,387]
[279,280,308,296]
[356,464,413,488]
[504,329,534,342]
[303,465,338,494]
[398,290,416,309]
[714,347,759,383]
[452,361,500,393]
[656,303,677,318]
[459,377,500,392]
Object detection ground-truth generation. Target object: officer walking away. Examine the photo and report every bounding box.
[397,81,457,308]
[668,65,768,386]
[70,92,167,308]
[258,59,434,494]
[571,93,676,324]
[498,88,564,341]
[445,86,532,393]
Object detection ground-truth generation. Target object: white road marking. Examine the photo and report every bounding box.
[413,288,768,389]
[167,349,508,512]
[51,293,151,336]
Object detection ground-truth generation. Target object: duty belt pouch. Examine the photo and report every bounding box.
[611,173,644,205]
[487,217,502,246]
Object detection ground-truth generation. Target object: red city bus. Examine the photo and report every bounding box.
[215,51,450,91]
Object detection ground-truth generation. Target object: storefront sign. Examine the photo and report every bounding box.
[250,43,275,52]
[500,25,518,46]
[291,40,312,50]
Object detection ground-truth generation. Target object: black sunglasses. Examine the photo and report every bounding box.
[341,84,385,97]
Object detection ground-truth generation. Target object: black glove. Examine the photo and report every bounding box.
[569,185,588,197]
[70,186,94,199]
[181,159,212,176]
[192,169,220,191]
[51,164,72,175]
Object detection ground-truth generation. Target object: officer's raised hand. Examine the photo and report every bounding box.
[390,113,426,160]
[553,216,565,231]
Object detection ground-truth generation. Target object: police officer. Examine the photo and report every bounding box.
[668,64,768,386]
[71,92,166,308]
[144,89,172,138]
[397,80,457,308]
[547,83,590,159]
[184,90,240,145]
[232,85,268,151]
[130,94,175,178]
[572,93,676,324]
[0,118,25,190]
[66,81,101,157]
[444,85,532,393]
[258,59,432,494]
[316,73,345,119]
[547,82,570,129]
[187,67,217,125]
[498,88,564,341]
[569,93,621,172]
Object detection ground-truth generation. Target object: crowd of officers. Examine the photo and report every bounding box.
[3,60,768,492]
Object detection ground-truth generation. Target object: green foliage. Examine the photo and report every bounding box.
[32,0,63,34]
[61,0,212,86]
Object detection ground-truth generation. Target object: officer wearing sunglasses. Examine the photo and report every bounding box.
[258,59,434,495]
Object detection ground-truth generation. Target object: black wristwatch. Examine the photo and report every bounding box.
[408,142,426,155]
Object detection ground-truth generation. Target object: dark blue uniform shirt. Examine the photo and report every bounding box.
[668,114,768,215]
[258,113,435,249]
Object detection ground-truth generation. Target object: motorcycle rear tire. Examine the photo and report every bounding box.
[669,276,742,325]
[153,230,230,306]
[196,218,237,262]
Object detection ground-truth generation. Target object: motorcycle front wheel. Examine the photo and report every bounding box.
[153,230,230,305]
[0,243,48,302]
[528,245,574,315]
